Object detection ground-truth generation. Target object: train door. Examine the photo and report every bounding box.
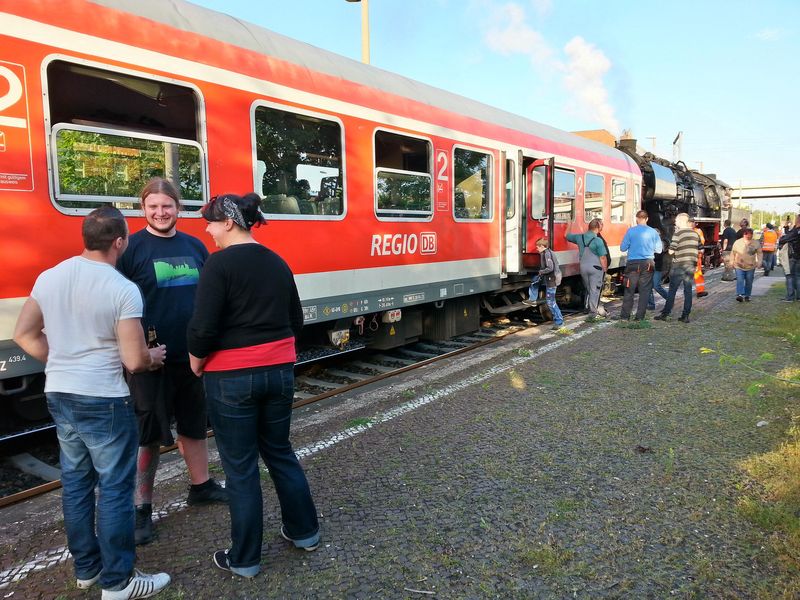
[503,152,522,274]
[522,158,554,264]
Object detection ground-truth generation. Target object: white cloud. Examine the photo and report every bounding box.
[561,36,619,134]
[482,3,619,134]
[529,0,552,18]
[484,3,555,65]
[754,28,784,41]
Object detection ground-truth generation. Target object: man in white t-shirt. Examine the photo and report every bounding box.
[13,206,171,600]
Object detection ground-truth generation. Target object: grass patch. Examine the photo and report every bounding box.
[615,319,652,329]
[515,541,574,575]
[346,417,373,428]
[736,354,800,596]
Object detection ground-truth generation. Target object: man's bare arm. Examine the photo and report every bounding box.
[117,318,166,373]
[13,298,48,363]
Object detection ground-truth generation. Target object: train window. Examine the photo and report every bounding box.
[374,130,432,218]
[530,166,546,219]
[454,148,492,221]
[553,169,575,222]
[611,179,626,223]
[254,105,344,218]
[584,173,604,222]
[46,60,204,212]
[505,159,515,219]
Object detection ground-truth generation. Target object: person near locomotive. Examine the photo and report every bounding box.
[731,227,759,302]
[720,219,737,281]
[778,240,795,301]
[689,217,708,298]
[647,235,670,310]
[619,210,663,321]
[735,218,750,240]
[535,237,563,330]
[565,218,608,320]
[117,178,228,546]
[654,213,701,323]
[778,214,800,301]
[187,193,320,578]
[13,206,171,600]
[760,223,778,276]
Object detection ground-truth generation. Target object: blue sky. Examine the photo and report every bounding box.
[191,0,799,213]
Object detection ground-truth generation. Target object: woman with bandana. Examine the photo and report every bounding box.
[187,193,319,579]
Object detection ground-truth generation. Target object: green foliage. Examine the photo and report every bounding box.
[254,106,342,201]
[700,345,799,386]
[346,417,373,428]
[56,129,202,202]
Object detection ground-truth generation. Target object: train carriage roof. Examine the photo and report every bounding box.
[90,0,626,164]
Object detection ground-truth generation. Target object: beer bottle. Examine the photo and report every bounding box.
[146,325,159,348]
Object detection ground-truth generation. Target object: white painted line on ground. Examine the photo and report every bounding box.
[0,320,609,590]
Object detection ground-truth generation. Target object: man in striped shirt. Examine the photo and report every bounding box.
[654,213,701,323]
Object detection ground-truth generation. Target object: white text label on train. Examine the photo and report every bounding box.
[370,232,437,256]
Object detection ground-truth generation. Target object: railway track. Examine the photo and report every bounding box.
[0,316,541,508]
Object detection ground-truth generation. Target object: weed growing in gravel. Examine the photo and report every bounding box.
[700,345,799,387]
[516,542,574,575]
[517,348,532,357]
[346,417,373,428]
[615,319,652,330]
[662,447,676,481]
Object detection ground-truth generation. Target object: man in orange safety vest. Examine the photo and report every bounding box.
[690,217,708,298]
[761,223,778,276]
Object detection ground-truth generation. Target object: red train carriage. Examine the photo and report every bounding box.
[0,0,641,421]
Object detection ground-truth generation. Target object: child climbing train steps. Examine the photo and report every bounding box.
[535,238,564,330]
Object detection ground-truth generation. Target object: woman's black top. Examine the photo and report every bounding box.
[187,243,303,359]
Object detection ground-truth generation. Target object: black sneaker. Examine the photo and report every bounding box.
[187,478,229,506]
[134,505,153,546]
[280,526,319,552]
[697,291,708,298]
[213,550,231,573]
[678,315,690,323]
[744,297,750,302]
[736,295,744,302]
[653,313,669,321]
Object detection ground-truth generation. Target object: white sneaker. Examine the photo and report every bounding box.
[101,570,171,600]
[76,570,101,589]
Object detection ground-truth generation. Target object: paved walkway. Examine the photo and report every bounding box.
[1,271,796,598]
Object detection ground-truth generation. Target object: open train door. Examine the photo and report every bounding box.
[523,158,554,259]
[503,151,522,274]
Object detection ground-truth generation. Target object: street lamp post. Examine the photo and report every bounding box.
[345,0,370,64]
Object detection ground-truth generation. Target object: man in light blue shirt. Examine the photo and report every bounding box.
[619,210,663,320]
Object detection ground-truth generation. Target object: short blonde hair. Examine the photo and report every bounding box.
[536,237,549,249]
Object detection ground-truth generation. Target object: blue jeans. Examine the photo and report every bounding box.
[46,393,137,590]
[762,251,776,273]
[204,365,319,576]
[648,270,668,308]
[736,268,755,297]
[545,286,563,325]
[661,265,694,318]
[790,257,800,300]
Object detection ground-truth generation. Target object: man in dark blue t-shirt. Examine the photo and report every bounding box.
[720,219,737,281]
[117,178,227,546]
